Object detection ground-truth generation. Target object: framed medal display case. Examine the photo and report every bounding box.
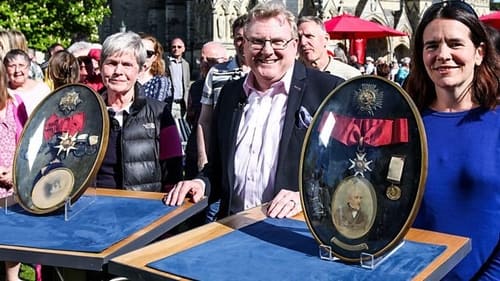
[13,84,109,214]
[299,76,427,262]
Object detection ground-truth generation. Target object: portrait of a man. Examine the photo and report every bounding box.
[332,177,375,239]
[31,168,74,209]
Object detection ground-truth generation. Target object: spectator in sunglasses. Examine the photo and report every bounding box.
[167,37,190,120]
[71,42,104,93]
[138,34,172,104]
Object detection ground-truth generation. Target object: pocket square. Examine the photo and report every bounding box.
[296,106,312,129]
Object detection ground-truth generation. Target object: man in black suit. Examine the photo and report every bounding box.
[164,2,343,219]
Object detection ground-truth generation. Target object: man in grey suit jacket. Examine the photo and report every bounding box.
[168,37,190,119]
[164,2,343,220]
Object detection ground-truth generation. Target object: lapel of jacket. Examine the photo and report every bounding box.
[226,80,247,189]
[182,58,190,93]
[167,57,174,85]
[275,62,306,188]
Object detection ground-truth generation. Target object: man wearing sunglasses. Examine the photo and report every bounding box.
[167,37,190,120]
[165,2,343,220]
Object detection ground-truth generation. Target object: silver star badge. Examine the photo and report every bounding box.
[54,132,78,157]
[349,152,373,177]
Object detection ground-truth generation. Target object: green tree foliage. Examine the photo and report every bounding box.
[0,0,110,51]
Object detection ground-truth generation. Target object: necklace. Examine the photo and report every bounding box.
[321,56,331,72]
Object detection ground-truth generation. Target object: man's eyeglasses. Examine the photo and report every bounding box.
[430,0,478,18]
[171,45,183,49]
[245,36,295,51]
[146,50,155,58]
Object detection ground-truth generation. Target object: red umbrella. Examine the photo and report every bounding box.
[324,14,407,39]
[480,11,500,30]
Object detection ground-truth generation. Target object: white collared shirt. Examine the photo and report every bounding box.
[169,57,184,100]
[231,64,294,214]
[107,103,131,127]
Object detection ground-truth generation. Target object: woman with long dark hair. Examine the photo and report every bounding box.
[405,1,499,279]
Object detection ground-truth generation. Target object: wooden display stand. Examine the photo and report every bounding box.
[0,188,207,271]
[109,205,471,281]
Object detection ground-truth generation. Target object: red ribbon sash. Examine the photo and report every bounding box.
[318,112,408,146]
[44,112,86,141]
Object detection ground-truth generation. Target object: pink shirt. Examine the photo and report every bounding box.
[9,81,51,115]
[231,64,294,213]
[0,95,27,198]
[0,101,17,168]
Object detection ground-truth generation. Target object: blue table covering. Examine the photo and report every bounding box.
[0,195,175,253]
[148,218,446,281]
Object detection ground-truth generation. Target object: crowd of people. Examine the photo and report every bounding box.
[0,0,498,280]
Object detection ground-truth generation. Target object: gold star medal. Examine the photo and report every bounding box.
[354,84,383,116]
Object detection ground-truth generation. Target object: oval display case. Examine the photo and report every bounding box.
[13,84,109,214]
[299,76,427,262]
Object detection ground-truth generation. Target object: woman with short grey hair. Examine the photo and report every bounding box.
[95,31,183,192]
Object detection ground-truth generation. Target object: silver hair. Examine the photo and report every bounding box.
[297,16,327,33]
[101,31,146,68]
[67,41,92,55]
[244,1,298,38]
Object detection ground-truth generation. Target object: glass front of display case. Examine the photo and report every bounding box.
[300,76,427,262]
[13,84,109,214]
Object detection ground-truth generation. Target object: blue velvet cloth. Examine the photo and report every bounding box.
[148,218,446,280]
[0,195,175,252]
